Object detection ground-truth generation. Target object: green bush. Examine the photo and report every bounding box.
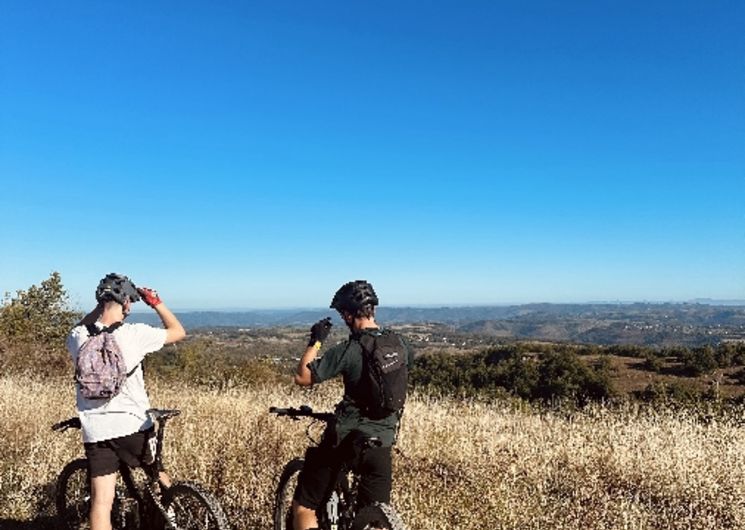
[642,353,663,372]
[534,351,614,404]
[681,346,718,376]
[714,342,745,368]
[638,380,704,404]
[0,272,80,376]
[410,347,614,404]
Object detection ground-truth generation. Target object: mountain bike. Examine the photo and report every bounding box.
[270,405,406,530]
[53,408,230,530]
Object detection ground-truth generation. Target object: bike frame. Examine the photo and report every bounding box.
[53,409,181,530]
[271,406,382,530]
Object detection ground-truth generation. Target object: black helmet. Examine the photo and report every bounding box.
[330,280,379,313]
[96,273,141,305]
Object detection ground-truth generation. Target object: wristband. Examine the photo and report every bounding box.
[312,341,322,350]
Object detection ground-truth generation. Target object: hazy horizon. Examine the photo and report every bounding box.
[124,298,745,314]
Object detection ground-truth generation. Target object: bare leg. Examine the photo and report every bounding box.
[292,500,318,530]
[159,470,172,489]
[90,473,117,530]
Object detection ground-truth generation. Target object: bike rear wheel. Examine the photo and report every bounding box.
[56,458,133,530]
[56,459,91,530]
[161,481,230,530]
[273,458,304,530]
[352,502,407,530]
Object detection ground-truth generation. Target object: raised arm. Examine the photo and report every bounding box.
[294,317,333,387]
[294,343,319,387]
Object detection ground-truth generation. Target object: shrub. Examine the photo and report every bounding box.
[714,342,745,368]
[410,347,614,404]
[681,346,718,376]
[642,353,663,372]
[534,351,614,404]
[638,381,704,404]
[0,272,80,376]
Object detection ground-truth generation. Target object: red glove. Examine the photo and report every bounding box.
[137,287,163,308]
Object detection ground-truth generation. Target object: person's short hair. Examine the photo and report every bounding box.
[341,304,376,320]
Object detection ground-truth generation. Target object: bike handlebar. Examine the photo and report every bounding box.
[51,409,181,433]
[51,417,82,432]
[269,405,335,423]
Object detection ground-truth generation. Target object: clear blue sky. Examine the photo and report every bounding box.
[1,1,743,309]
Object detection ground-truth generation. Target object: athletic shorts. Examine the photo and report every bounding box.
[84,428,156,478]
[294,433,392,510]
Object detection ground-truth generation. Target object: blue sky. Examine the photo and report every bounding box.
[1,1,743,309]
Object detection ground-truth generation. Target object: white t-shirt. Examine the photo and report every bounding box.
[66,321,167,443]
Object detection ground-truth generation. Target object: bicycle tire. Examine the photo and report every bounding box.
[352,502,407,530]
[161,481,230,530]
[56,458,92,530]
[55,458,133,530]
[273,458,304,530]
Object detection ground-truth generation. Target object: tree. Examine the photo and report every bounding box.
[0,272,81,375]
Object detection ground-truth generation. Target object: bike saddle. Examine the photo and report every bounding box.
[147,408,181,422]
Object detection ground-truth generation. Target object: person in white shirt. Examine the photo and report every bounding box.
[66,273,186,530]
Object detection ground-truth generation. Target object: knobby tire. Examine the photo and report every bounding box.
[352,502,407,530]
[371,502,407,530]
[273,458,304,530]
[56,458,138,530]
[56,458,93,530]
[161,481,230,530]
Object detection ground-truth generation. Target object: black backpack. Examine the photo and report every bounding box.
[356,330,408,420]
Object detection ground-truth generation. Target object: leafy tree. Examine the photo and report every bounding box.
[0,272,80,375]
[638,381,703,404]
[714,342,745,368]
[681,346,718,376]
[642,353,663,372]
[534,351,614,403]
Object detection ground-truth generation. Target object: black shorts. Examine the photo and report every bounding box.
[84,428,156,478]
[294,433,392,510]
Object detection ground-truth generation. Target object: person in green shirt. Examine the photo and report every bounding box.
[292,280,412,530]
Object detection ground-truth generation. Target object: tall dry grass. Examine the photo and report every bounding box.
[2,374,745,529]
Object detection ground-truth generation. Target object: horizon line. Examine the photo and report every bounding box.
[127,298,745,314]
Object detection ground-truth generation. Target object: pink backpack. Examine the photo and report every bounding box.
[75,322,133,400]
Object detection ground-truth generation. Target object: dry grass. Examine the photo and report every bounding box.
[2,375,745,529]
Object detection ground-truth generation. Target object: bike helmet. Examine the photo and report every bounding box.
[95,273,141,305]
[330,280,379,313]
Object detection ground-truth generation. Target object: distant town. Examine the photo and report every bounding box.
[130,302,745,348]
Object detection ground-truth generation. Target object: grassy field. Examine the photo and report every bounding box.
[2,374,745,530]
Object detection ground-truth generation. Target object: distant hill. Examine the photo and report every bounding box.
[128,302,745,346]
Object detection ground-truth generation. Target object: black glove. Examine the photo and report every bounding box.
[308,317,333,346]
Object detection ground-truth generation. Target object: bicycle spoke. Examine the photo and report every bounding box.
[57,459,93,530]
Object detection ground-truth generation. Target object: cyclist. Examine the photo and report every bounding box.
[292,280,412,530]
[65,273,186,530]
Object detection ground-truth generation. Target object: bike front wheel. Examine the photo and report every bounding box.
[273,458,304,530]
[161,481,230,530]
[352,502,407,530]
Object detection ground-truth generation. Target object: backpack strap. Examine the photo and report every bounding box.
[84,321,124,337]
[357,332,377,354]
